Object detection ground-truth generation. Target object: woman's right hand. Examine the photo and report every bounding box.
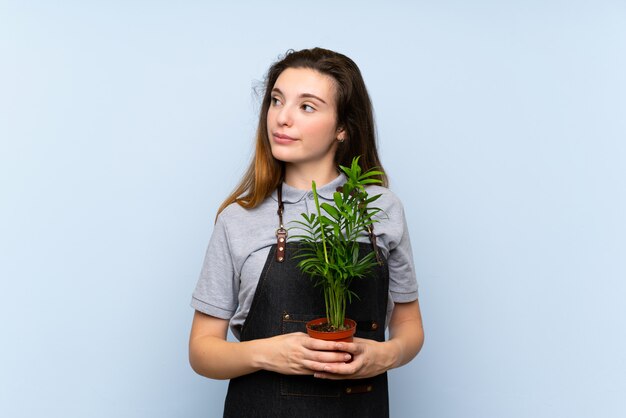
[257,332,352,375]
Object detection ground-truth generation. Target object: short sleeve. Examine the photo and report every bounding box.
[191,215,239,319]
[379,192,419,303]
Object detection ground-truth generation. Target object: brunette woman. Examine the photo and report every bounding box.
[189,47,424,418]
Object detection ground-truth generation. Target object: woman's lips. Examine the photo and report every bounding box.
[272,132,298,144]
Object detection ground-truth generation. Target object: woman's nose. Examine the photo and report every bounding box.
[276,105,293,126]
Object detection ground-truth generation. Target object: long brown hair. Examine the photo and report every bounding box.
[217,47,388,216]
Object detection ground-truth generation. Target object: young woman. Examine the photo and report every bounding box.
[189,47,424,418]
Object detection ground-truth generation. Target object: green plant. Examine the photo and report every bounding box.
[292,157,383,331]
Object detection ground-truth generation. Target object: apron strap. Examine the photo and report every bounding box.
[275,182,287,262]
[367,220,384,266]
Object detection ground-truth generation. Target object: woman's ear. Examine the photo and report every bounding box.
[336,126,346,142]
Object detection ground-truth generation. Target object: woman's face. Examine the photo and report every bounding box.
[267,67,344,168]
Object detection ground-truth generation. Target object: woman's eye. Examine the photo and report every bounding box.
[302,104,315,113]
[271,97,282,106]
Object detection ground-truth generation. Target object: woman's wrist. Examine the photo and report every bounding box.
[382,338,404,370]
[244,338,268,371]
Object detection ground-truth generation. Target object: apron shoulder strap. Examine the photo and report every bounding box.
[275,182,287,262]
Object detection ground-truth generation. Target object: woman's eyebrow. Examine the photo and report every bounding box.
[271,87,327,104]
[300,93,327,104]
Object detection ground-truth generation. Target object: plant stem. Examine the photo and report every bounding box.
[311,181,329,265]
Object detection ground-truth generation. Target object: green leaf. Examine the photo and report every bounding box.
[333,192,343,208]
[359,178,382,185]
[359,170,384,179]
[320,202,340,220]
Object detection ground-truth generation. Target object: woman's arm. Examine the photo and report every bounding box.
[188,311,355,380]
[311,299,424,380]
[386,298,425,367]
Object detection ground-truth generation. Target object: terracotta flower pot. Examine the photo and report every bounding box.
[305,318,357,342]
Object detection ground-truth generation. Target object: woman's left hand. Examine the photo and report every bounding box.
[313,300,424,380]
[311,337,397,380]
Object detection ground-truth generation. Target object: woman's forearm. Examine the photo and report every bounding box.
[189,312,273,380]
[189,335,270,380]
[387,299,424,369]
[387,316,424,369]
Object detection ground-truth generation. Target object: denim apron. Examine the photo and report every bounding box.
[223,187,390,418]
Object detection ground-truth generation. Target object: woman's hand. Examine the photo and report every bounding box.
[310,337,396,380]
[312,300,424,380]
[257,332,353,375]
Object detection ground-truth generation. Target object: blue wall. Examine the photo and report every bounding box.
[1,1,624,417]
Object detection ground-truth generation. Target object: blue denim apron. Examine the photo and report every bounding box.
[223,190,390,418]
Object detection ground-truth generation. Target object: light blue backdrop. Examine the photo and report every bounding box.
[1,1,624,417]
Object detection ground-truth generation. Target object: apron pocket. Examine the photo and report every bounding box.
[280,312,342,397]
[281,311,321,334]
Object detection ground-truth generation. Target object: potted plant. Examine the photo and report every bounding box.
[292,157,383,342]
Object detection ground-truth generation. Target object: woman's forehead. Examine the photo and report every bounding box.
[272,67,337,101]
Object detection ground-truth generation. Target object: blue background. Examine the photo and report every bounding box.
[1,1,625,417]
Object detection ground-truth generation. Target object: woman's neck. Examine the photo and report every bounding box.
[284,161,339,190]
